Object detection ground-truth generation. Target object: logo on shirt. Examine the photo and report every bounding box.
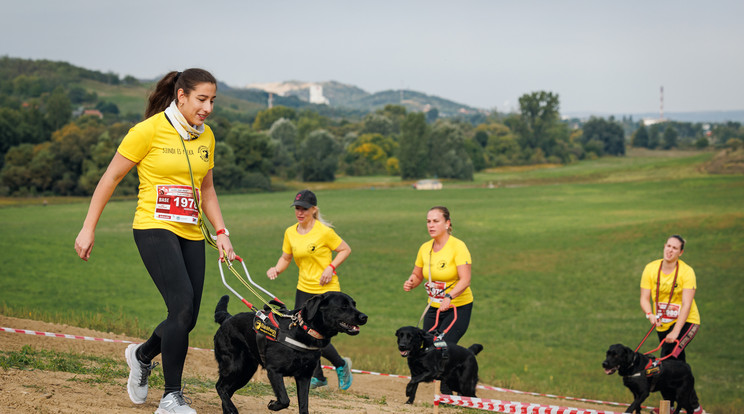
[306,243,318,254]
[198,145,209,162]
[437,260,446,270]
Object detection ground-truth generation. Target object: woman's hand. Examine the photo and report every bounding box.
[74,228,95,261]
[403,275,418,291]
[440,296,452,311]
[319,266,334,286]
[267,267,279,280]
[216,233,235,262]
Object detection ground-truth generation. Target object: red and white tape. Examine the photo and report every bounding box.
[0,326,213,351]
[435,395,622,414]
[2,326,638,410]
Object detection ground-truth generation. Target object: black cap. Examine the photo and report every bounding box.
[291,189,317,209]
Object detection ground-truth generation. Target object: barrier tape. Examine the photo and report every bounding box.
[2,326,639,409]
[435,395,624,414]
[0,326,213,351]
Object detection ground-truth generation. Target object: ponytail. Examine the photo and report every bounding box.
[145,68,217,118]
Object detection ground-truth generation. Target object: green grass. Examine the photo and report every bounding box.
[1,150,742,413]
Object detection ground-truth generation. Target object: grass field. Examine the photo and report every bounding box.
[1,150,742,413]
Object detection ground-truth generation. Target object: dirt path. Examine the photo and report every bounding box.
[0,315,624,413]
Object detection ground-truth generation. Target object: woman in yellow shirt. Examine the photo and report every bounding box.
[75,69,234,414]
[403,206,473,344]
[266,189,353,390]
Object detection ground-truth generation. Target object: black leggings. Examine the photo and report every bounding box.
[295,289,345,379]
[133,229,205,396]
[423,302,473,344]
[657,322,699,363]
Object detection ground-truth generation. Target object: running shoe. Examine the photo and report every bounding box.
[310,377,328,389]
[125,343,158,404]
[156,390,196,414]
[336,357,353,390]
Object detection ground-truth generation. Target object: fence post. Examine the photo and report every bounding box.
[659,400,670,414]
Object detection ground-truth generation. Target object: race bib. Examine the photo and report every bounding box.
[154,185,199,224]
[425,281,447,303]
[656,302,681,324]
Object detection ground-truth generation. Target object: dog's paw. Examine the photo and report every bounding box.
[268,400,290,411]
[405,399,414,405]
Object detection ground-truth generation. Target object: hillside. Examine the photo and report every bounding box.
[245,80,480,116]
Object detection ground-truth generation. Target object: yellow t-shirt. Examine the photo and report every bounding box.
[117,112,215,240]
[282,220,343,294]
[415,236,473,308]
[640,259,701,331]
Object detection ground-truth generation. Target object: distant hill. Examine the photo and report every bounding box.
[244,80,479,117]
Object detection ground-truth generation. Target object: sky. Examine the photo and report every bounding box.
[2,0,743,115]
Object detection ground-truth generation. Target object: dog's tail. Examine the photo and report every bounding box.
[469,344,484,356]
[214,295,232,325]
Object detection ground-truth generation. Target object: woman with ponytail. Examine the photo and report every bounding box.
[75,68,234,414]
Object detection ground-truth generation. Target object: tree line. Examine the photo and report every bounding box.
[1,57,742,197]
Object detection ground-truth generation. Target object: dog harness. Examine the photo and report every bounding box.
[253,309,327,366]
[422,338,450,377]
[626,354,664,391]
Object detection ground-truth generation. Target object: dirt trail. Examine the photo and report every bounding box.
[0,315,623,413]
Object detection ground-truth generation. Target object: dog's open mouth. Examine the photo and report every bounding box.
[604,366,618,375]
[339,322,360,335]
[399,350,410,357]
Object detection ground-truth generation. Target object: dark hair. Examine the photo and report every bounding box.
[429,206,452,234]
[669,234,686,251]
[145,68,217,118]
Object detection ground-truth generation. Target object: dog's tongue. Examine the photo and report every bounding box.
[604,368,615,375]
[400,350,409,357]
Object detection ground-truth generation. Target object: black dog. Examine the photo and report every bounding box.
[602,344,698,414]
[213,292,367,414]
[395,326,483,404]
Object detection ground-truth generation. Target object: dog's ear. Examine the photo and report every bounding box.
[304,293,326,320]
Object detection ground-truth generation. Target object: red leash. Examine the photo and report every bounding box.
[643,339,680,361]
[428,305,458,339]
[634,324,657,353]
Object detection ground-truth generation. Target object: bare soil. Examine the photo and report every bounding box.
[0,315,621,413]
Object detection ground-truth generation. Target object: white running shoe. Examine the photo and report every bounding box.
[125,343,158,404]
[156,391,196,414]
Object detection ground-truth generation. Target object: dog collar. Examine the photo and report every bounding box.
[293,311,325,340]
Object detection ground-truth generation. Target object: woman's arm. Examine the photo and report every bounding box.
[440,263,472,311]
[319,240,351,286]
[74,152,136,261]
[640,288,659,326]
[267,252,293,280]
[200,169,235,262]
[665,288,696,342]
[403,266,424,291]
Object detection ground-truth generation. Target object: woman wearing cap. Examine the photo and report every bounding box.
[74,69,234,413]
[403,206,473,344]
[266,189,354,390]
[640,234,705,413]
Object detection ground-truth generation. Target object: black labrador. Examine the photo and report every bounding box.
[395,325,483,404]
[213,292,367,414]
[602,343,698,414]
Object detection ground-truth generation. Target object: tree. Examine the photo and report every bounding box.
[300,130,339,182]
[514,91,560,152]
[362,113,394,136]
[632,125,649,148]
[474,130,489,148]
[45,86,72,130]
[428,121,473,180]
[662,125,678,149]
[224,124,273,179]
[581,117,626,156]
[252,106,297,131]
[398,112,429,179]
[647,124,661,149]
